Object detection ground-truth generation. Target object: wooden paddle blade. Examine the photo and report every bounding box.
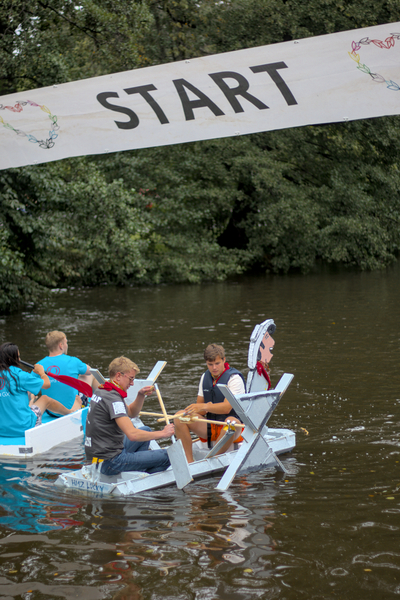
[167,439,193,489]
[47,373,93,397]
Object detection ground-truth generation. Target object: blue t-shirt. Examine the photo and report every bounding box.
[38,354,87,410]
[0,366,44,437]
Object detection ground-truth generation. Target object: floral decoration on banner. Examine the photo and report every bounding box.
[349,33,400,91]
[0,100,59,148]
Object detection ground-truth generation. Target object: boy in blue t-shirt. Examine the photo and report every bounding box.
[38,331,95,411]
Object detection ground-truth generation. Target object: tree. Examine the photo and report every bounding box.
[2,0,400,314]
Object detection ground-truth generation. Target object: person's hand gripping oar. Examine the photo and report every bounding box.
[154,383,193,489]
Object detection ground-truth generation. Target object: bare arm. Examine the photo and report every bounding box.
[79,365,100,391]
[115,415,174,442]
[183,395,233,415]
[127,386,155,418]
[181,373,245,416]
[33,363,50,390]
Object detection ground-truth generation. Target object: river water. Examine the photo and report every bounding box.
[0,263,399,599]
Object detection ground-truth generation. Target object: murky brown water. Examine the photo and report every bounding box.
[0,263,399,599]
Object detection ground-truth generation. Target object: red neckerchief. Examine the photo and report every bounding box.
[99,381,127,398]
[256,361,271,390]
[212,362,230,386]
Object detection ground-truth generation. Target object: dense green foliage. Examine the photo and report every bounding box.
[1,0,400,312]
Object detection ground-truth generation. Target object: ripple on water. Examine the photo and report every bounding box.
[1,267,400,599]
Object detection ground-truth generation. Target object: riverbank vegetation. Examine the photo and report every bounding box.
[1,0,400,312]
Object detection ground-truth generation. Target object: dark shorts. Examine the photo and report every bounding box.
[199,422,244,444]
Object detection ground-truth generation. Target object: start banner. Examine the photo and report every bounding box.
[1,22,400,170]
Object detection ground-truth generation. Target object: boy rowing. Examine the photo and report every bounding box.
[174,344,245,463]
[38,330,96,412]
[85,356,174,475]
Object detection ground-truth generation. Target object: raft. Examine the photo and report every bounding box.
[0,408,89,459]
[56,419,295,496]
[56,318,296,495]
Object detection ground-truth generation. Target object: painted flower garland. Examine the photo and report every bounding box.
[349,33,400,91]
[0,100,59,149]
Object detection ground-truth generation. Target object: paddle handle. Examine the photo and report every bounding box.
[20,359,35,370]
[140,411,179,419]
[193,416,243,429]
[154,384,170,424]
[157,414,244,429]
[154,383,176,442]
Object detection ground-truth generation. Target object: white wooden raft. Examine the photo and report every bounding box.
[56,319,296,495]
[0,408,89,459]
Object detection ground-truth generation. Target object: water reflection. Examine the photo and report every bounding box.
[76,473,285,600]
[0,263,400,598]
[0,459,85,534]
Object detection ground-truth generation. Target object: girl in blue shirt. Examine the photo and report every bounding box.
[0,343,81,438]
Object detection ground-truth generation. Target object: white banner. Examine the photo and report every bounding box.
[1,22,400,170]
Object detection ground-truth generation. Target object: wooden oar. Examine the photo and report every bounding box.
[154,384,175,438]
[157,414,244,429]
[154,383,193,489]
[141,410,240,426]
[139,410,180,419]
[20,359,93,397]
